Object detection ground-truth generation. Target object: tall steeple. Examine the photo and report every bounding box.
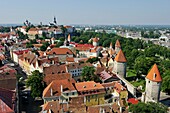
[54,16,57,25]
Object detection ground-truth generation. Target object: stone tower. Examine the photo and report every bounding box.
[144,64,162,103]
[92,37,99,47]
[115,39,121,54]
[113,50,127,78]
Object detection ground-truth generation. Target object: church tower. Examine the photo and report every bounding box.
[92,37,99,47]
[67,34,71,42]
[109,42,116,57]
[54,16,57,25]
[145,64,162,103]
[115,39,121,54]
[113,50,127,78]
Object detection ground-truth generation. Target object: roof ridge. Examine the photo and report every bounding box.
[114,50,127,62]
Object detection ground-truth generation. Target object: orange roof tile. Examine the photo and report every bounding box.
[114,82,127,93]
[146,64,162,82]
[43,79,76,97]
[48,48,73,55]
[75,81,104,92]
[44,73,71,85]
[66,57,74,62]
[114,50,127,62]
[115,39,121,47]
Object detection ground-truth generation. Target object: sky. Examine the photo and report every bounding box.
[0,0,170,25]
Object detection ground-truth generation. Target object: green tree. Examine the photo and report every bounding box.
[55,41,64,47]
[162,72,170,94]
[81,66,100,82]
[26,70,45,98]
[40,42,50,51]
[129,102,168,113]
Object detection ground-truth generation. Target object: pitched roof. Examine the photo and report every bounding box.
[47,48,73,55]
[43,73,72,85]
[114,50,127,62]
[74,81,104,92]
[146,64,162,82]
[43,101,59,113]
[114,82,127,93]
[115,39,121,47]
[43,64,66,75]
[43,79,76,97]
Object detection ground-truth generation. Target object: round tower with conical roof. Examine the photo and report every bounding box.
[113,50,127,78]
[115,39,121,54]
[145,64,162,103]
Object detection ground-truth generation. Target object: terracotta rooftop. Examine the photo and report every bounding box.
[43,64,66,75]
[43,101,59,113]
[74,81,104,92]
[114,82,127,93]
[44,73,72,85]
[146,64,162,82]
[114,50,127,62]
[13,49,29,56]
[43,79,76,97]
[66,57,75,62]
[47,48,73,55]
[115,39,121,47]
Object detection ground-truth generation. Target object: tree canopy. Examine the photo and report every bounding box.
[81,66,101,82]
[26,70,45,98]
[129,102,168,113]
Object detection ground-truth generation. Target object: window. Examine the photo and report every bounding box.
[148,81,150,83]
[87,96,90,102]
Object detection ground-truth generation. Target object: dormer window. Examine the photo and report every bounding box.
[153,73,157,80]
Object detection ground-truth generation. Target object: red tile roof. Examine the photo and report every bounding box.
[146,64,162,82]
[115,39,121,47]
[48,48,73,55]
[44,73,72,85]
[13,49,29,56]
[114,50,127,62]
[43,79,76,97]
[114,82,127,93]
[74,81,104,92]
[43,64,66,75]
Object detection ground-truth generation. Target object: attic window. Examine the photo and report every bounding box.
[153,73,157,80]
[94,84,96,87]
[83,86,86,88]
